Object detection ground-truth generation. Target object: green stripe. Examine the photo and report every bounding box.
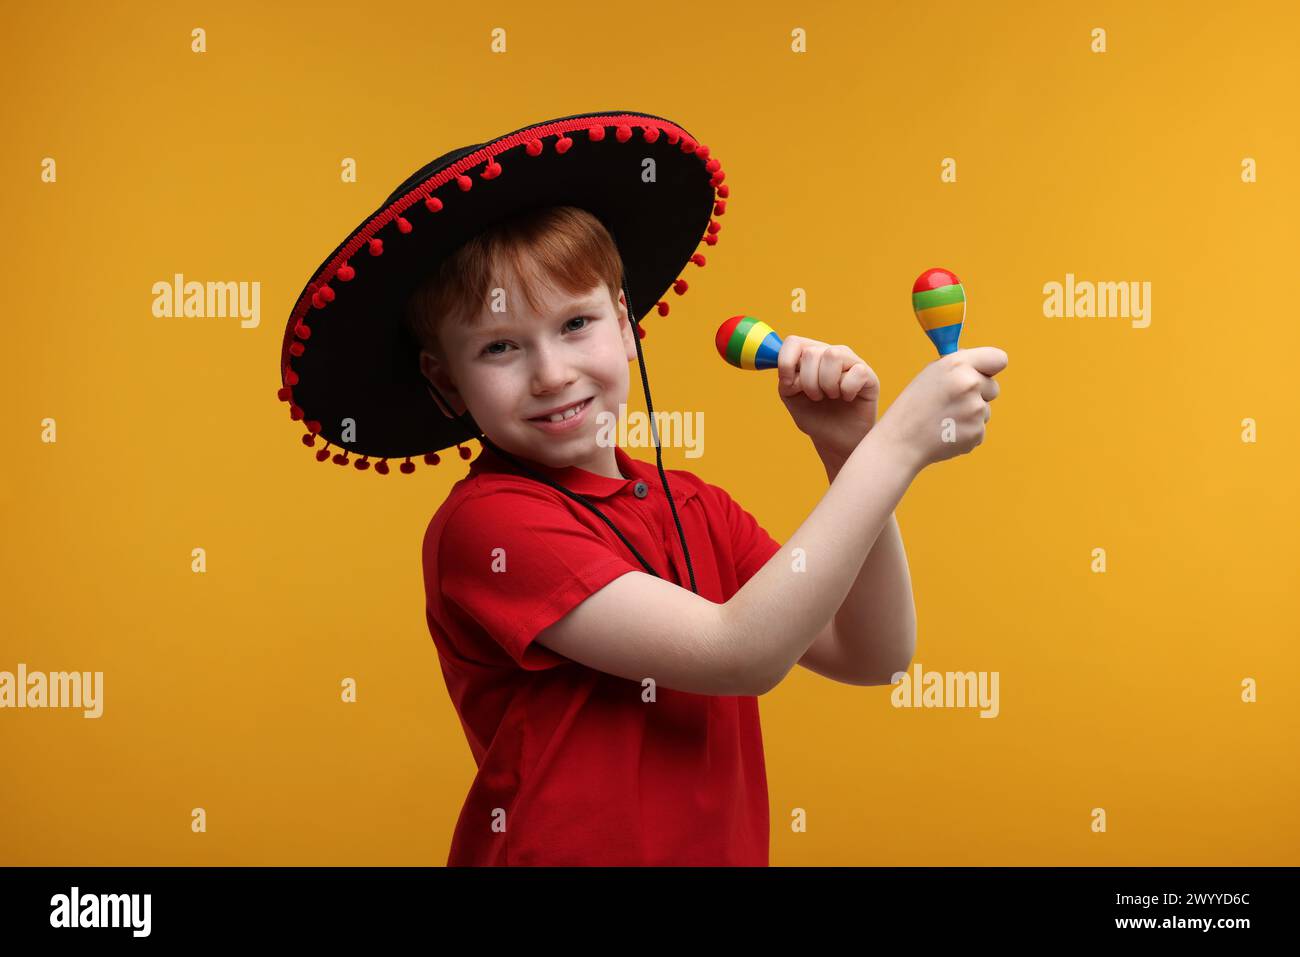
[912,284,965,311]
[726,316,756,366]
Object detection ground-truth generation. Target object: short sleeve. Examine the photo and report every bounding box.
[702,481,782,590]
[435,488,642,670]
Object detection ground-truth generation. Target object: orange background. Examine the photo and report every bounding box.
[2,0,1296,865]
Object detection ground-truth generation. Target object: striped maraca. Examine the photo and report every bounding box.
[912,268,966,356]
[715,315,783,370]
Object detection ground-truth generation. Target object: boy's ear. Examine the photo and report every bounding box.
[419,349,467,419]
[617,291,638,360]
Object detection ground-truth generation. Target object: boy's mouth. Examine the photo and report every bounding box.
[526,396,593,430]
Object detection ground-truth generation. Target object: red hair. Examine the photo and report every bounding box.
[404,205,625,357]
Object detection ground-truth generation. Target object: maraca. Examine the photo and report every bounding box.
[912,268,965,356]
[715,315,783,370]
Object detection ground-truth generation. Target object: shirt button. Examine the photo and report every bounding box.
[632,480,649,498]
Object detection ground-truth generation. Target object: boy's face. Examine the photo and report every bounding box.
[419,263,638,479]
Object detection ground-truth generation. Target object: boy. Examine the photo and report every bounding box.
[276,111,1008,867]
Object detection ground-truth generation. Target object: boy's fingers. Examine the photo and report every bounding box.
[956,346,1009,377]
[819,348,845,399]
[776,335,805,385]
[980,377,1000,401]
[841,361,878,401]
[799,345,826,399]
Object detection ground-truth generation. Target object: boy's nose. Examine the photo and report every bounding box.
[530,346,578,393]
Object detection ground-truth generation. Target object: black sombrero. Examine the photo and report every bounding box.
[276,109,729,477]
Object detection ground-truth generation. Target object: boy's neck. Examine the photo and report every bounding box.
[488,443,627,481]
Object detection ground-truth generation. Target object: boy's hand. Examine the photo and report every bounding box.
[776,336,881,463]
[873,347,1008,474]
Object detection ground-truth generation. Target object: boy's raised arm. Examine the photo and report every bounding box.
[724,346,1007,692]
[533,424,916,697]
[536,347,1008,697]
[719,424,919,694]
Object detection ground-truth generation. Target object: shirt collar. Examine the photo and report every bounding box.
[468,443,695,503]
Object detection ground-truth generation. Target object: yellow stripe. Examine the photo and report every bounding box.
[916,302,965,331]
[740,321,773,368]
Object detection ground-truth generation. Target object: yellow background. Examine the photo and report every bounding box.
[2,0,1296,865]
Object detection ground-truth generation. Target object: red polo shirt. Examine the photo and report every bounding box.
[421,442,782,866]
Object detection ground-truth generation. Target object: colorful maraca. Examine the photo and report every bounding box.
[715,315,783,370]
[912,268,965,356]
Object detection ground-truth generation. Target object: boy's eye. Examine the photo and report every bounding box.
[479,317,592,357]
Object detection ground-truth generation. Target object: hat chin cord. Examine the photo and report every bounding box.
[439,275,699,595]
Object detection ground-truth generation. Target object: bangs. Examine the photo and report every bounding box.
[404,206,625,355]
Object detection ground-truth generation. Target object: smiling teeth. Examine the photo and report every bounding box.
[543,399,586,422]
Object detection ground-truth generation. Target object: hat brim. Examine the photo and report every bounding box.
[278,110,725,465]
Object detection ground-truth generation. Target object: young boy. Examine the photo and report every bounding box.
[277,111,1008,867]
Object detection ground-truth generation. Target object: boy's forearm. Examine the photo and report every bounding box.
[817,451,916,681]
[831,512,916,682]
[721,426,919,693]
